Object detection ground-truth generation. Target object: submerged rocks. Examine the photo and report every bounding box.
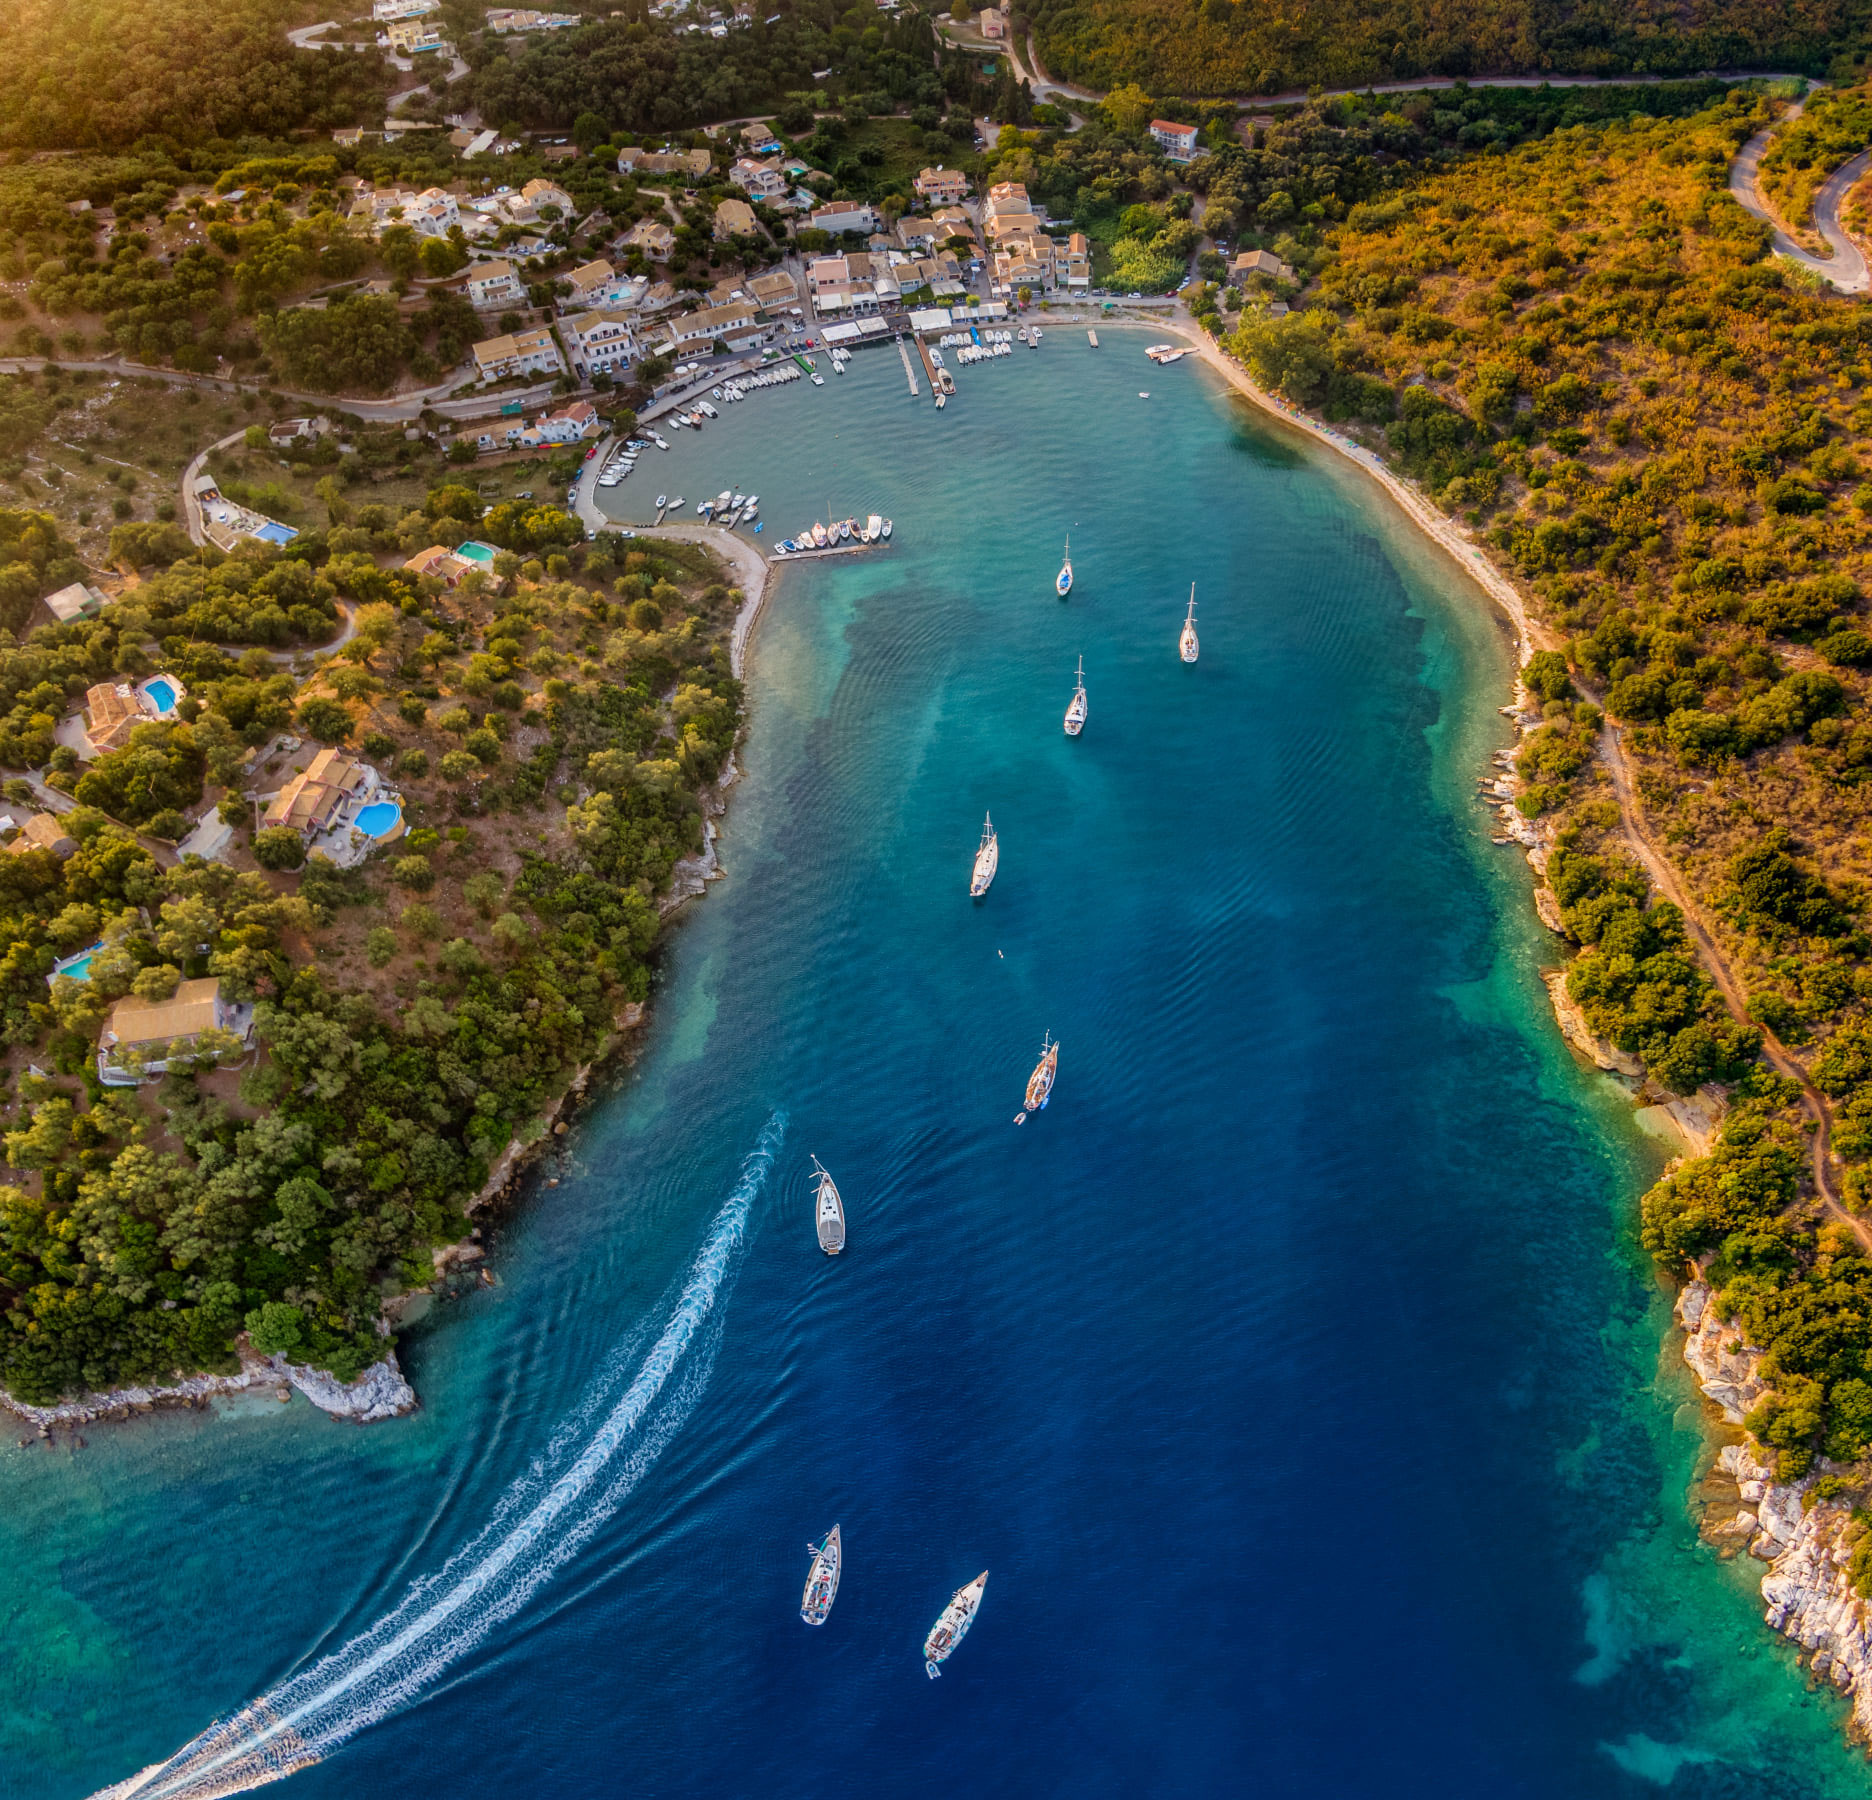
[1679,1282,1872,1739]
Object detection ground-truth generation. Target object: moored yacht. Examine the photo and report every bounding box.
[802,1526,841,1626]
[1056,535,1072,598]
[811,1155,845,1254]
[923,1572,988,1677]
[866,513,883,541]
[1179,585,1200,664]
[1063,656,1087,737]
[1016,1032,1057,1122]
[970,813,998,898]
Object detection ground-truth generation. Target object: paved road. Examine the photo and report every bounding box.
[0,356,556,424]
[1729,101,1871,293]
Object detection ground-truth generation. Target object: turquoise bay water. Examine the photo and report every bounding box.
[7,335,1871,1798]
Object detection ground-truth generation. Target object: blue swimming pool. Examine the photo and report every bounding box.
[49,940,103,986]
[143,677,178,713]
[354,802,401,838]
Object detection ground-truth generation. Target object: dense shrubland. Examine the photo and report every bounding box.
[1026,0,1871,100]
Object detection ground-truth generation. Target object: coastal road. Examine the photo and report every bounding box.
[1729,104,1872,293]
[0,355,554,425]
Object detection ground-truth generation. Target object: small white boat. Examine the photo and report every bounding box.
[732,492,745,509]
[881,519,892,539]
[934,391,946,409]
[1055,534,1072,599]
[924,1571,988,1678]
[1179,585,1199,664]
[711,387,723,399]
[811,523,828,548]
[1063,655,1087,737]
[650,432,670,449]
[811,373,825,385]
[811,1155,845,1254]
[866,513,883,540]
[696,500,710,515]
[747,495,760,509]
[598,476,619,488]
[970,812,998,899]
[670,495,684,508]
[1138,391,1150,399]
[656,494,668,509]
[802,1526,841,1626]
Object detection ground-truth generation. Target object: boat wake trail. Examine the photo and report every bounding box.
[93,1114,787,1800]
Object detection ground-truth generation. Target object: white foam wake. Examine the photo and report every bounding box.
[93,1114,786,1800]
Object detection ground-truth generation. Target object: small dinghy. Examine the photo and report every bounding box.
[802,1525,841,1625]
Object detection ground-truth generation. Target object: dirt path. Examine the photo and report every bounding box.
[1592,716,1862,1244]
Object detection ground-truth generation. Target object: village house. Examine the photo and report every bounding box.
[913,166,970,206]
[471,324,567,381]
[808,201,879,238]
[563,257,640,309]
[41,582,110,625]
[559,309,640,378]
[746,267,800,313]
[386,19,445,53]
[98,978,252,1086]
[730,157,790,203]
[7,812,77,859]
[523,400,601,444]
[373,0,438,18]
[740,121,783,156]
[1148,119,1199,162]
[82,679,181,756]
[486,7,580,29]
[404,546,475,587]
[658,300,768,354]
[1228,248,1293,284]
[1058,231,1092,290]
[623,216,676,260]
[617,147,714,179]
[264,748,374,838]
[714,197,758,240]
[508,178,575,224]
[978,5,1007,37]
[466,259,527,309]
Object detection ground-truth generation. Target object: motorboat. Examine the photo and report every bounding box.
[656,494,668,509]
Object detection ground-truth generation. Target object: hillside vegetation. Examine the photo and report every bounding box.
[1210,85,1872,1486]
[1027,0,1872,99]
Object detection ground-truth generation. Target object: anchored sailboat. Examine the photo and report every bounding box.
[1063,655,1087,737]
[1014,1032,1058,1123]
[810,1155,845,1255]
[924,1571,989,1677]
[1056,535,1073,598]
[970,813,999,898]
[802,1525,842,1625]
[1179,585,1200,664]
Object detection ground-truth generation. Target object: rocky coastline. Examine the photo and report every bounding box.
[2,1343,416,1436]
[1679,1278,1872,1738]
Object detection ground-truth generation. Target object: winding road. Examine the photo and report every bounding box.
[1728,98,1872,293]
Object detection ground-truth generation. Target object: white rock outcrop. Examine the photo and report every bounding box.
[1678,1280,1872,1739]
[1544,968,1644,1076]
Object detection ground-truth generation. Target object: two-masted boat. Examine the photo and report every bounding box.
[923,1571,989,1677]
[1014,1033,1058,1123]
[801,1525,841,1625]
[811,1155,845,1254]
[1063,656,1087,737]
[1055,536,1073,598]
[1179,585,1200,664]
[970,813,999,898]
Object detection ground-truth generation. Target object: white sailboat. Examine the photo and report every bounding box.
[811,1155,845,1254]
[1055,535,1072,598]
[1179,585,1199,664]
[970,813,998,898]
[801,1526,841,1625]
[1063,655,1087,737]
[923,1571,989,1677]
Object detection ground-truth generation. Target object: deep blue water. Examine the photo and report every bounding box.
[7,335,1871,1800]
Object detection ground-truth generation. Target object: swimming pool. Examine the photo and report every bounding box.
[143,677,179,713]
[354,801,402,838]
[49,940,103,986]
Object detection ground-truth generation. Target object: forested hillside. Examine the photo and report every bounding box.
[1027,0,1872,99]
[0,0,386,150]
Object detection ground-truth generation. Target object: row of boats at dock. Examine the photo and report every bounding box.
[774,514,891,556]
[695,488,757,526]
